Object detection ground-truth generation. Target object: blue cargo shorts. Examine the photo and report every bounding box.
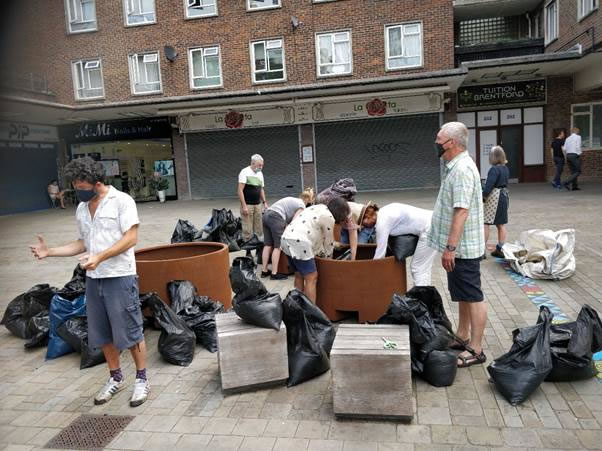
[86,275,144,351]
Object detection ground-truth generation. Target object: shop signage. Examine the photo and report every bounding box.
[0,121,59,142]
[63,117,171,143]
[457,79,546,109]
[179,93,443,132]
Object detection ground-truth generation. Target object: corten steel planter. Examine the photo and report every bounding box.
[315,244,406,323]
[136,242,232,309]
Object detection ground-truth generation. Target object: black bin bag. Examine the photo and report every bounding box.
[422,350,458,387]
[202,208,242,252]
[57,317,106,369]
[141,293,196,366]
[1,284,55,339]
[282,290,335,386]
[388,234,419,261]
[487,306,553,405]
[167,280,224,353]
[24,313,50,349]
[233,293,283,331]
[55,265,87,300]
[171,219,201,243]
[229,257,267,301]
[545,305,601,382]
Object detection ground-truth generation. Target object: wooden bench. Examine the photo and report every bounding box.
[216,312,288,392]
[331,324,414,420]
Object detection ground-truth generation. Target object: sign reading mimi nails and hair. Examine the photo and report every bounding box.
[457,79,546,109]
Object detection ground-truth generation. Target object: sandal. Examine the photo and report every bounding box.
[457,345,487,368]
[448,336,469,351]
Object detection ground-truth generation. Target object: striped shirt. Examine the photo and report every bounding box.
[427,151,484,259]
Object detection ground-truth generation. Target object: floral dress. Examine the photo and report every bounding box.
[280,204,336,260]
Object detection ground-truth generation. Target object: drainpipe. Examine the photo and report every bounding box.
[526,13,532,38]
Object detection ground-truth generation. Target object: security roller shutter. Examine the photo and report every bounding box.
[187,126,301,199]
[314,114,441,191]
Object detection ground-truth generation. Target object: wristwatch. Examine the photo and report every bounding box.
[445,244,456,252]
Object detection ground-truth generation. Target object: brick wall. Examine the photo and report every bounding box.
[2,0,454,106]
[544,0,601,53]
[544,76,602,181]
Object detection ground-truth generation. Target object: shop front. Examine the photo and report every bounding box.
[61,118,177,201]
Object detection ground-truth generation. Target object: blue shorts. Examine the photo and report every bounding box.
[447,258,484,302]
[86,275,144,351]
[287,257,317,276]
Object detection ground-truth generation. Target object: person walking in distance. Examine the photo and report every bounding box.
[550,128,566,189]
[238,154,267,259]
[429,122,487,368]
[562,127,582,191]
[30,157,150,407]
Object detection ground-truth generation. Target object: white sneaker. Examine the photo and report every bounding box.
[130,378,150,407]
[94,377,125,405]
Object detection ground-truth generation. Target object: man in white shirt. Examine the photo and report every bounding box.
[30,157,149,408]
[237,154,267,259]
[562,127,582,191]
[370,203,437,286]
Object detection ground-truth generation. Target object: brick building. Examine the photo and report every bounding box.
[0,0,600,214]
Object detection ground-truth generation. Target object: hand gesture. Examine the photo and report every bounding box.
[30,235,49,260]
[79,254,101,271]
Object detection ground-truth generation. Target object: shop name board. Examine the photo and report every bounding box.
[179,93,444,132]
[0,121,59,142]
[64,118,171,143]
[457,79,546,109]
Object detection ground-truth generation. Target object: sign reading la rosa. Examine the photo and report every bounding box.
[179,93,443,132]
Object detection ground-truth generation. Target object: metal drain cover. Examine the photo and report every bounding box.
[45,414,134,450]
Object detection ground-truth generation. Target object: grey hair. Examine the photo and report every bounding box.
[489,146,507,165]
[441,121,469,150]
[251,154,263,164]
[64,157,106,184]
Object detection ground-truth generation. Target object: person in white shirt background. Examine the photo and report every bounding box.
[562,127,582,191]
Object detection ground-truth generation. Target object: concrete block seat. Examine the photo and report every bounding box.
[315,244,406,323]
[135,242,232,310]
[331,324,413,420]
[216,312,288,392]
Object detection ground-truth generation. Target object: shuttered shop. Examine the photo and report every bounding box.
[314,114,441,191]
[187,126,301,199]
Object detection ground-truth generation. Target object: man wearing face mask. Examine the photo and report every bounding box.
[30,157,149,407]
[428,122,487,369]
[237,154,268,258]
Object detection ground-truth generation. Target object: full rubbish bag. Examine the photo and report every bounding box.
[316,178,357,204]
[167,280,224,353]
[229,257,267,301]
[422,350,458,387]
[141,292,196,366]
[233,293,283,331]
[55,265,86,300]
[24,313,50,349]
[487,306,553,405]
[47,294,87,359]
[1,284,55,339]
[57,316,106,369]
[202,208,242,252]
[388,234,419,261]
[545,305,602,381]
[171,219,202,243]
[282,289,335,386]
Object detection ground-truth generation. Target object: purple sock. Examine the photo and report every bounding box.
[110,368,123,382]
[136,368,147,381]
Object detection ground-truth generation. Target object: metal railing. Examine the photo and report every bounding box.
[0,71,53,95]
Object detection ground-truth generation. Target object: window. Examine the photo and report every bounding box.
[72,59,104,99]
[65,0,97,33]
[316,31,352,77]
[385,23,422,70]
[129,52,162,94]
[572,103,602,148]
[186,0,217,18]
[124,0,156,25]
[544,0,558,44]
[251,39,285,83]
[578,0,598,19]
[247,0,280,10]
[189,46,222,88]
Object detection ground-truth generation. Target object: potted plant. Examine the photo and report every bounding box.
[149,172,169,203]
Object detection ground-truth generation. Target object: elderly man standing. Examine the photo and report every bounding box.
[562,127,582,191]
[428,122,487,368]
[238,154,268,257]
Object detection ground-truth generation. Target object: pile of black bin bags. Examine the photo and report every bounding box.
[229,256,336,386]
[1,265,105,369]
[488,304,602,405]
[139,280,225,367]
[378,287,458,387]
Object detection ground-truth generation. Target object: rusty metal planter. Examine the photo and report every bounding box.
[315,244,406,323]
[136,242,232,309]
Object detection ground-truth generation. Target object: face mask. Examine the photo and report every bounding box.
[253,168,262,174]
[435,139,452,158]
[76,188,97,203]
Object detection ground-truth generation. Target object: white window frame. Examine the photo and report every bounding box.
[65,0,97,34]
[578,0,598,20]
[544,0,559,45]
[571,102,602,149]
[72,59,105,100]
[185,0,218,18]
[247,0,281,11]
[315,30,352,78]
[124,0,156,26]
[250,38,286,84]
[384,22,423,71]
[188,46,223,89]
[128,51,162,95]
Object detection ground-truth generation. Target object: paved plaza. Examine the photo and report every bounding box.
[0,181,601,451]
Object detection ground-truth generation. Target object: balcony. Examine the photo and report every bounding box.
[455,37,544,66]
[0,71,54,96]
